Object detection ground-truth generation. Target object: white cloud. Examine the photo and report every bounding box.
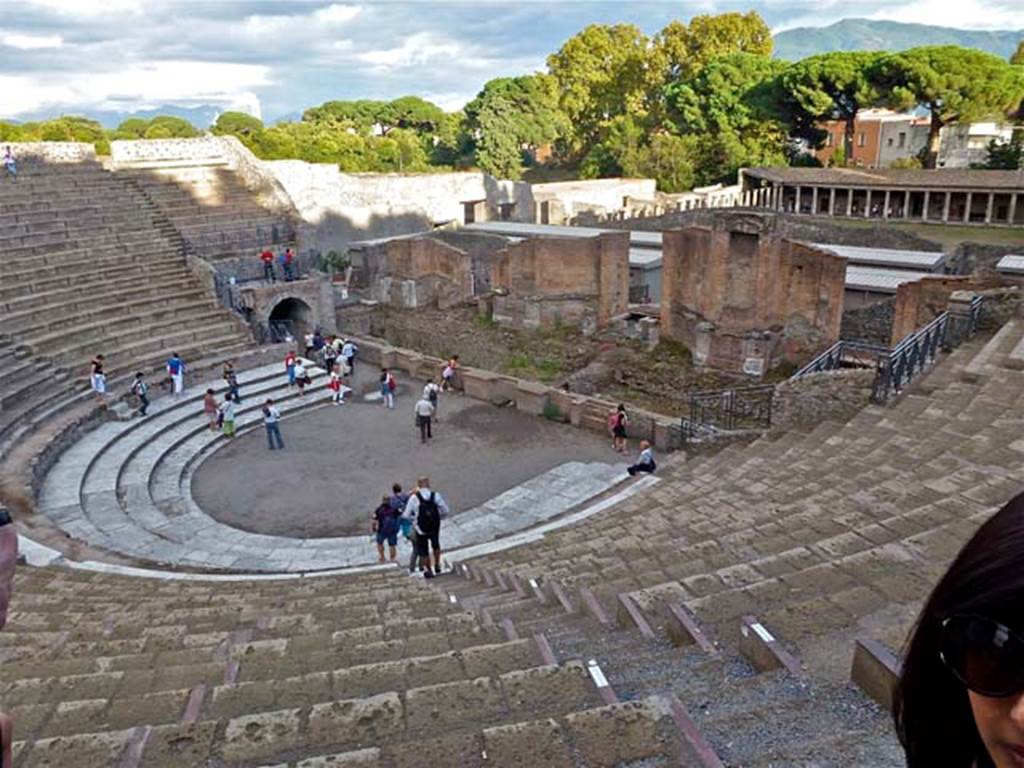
[0,60,270,119]
[865,0,1024,30]
[24,0,143,16]
[1,32,63,49]
[313,4,362,25]
[242,4,361,39]
[356,31,513,74]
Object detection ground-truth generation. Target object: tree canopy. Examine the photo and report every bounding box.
[874,46,1024,167]
[779,51,883,160]
[464,74,567,179]
[3,15,1022,190]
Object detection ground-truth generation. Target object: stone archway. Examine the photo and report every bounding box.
[269,297,315,343]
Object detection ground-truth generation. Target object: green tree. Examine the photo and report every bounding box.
[113,118,149,139]
[547,24,653,154]
[142,116,200,139]
[666,53,789,184]
[302,99,382,131]
[980,134,1023,169]
[655,12,772,82]
[375,96,445,135]
[633,133,700,192]
[874,46,1024,168]
[780,51,884,164]
[465,74,567,178]
[212,111,264,140]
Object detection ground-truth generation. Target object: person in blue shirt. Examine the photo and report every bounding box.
[166,352,186,398]
[627,440,656,476]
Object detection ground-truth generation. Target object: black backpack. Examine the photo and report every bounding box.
[416,491,441,535]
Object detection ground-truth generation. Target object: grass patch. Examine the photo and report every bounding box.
[474,314,498,329]
[503,353,564,383]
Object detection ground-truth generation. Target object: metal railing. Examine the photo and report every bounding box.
[682,384,775,442]
[873,295,984,403]
[792,339,890,379]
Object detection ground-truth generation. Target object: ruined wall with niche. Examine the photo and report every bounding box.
[346,230,630,334]
[890,273,1005,344]
[347,236,474,310]
[661,223,845,375]
[492,232,630,333]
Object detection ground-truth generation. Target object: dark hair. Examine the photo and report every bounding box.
[392,483,402,494]
[894,492,1024,768]
[265,398,274,405]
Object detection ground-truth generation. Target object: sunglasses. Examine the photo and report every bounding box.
[940,615,1024,698]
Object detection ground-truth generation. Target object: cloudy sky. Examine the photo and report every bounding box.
[2,0,1023,124]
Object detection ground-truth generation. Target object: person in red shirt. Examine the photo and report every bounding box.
[260,248,276,283]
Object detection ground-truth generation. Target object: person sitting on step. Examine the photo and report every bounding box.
[626,440,656,476]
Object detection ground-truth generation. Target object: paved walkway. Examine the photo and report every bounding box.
[191,364,623,537]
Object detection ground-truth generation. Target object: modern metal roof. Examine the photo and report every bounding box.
[464,221,662,249]
[844,266,932,294]
[810,242,945,272]
[996,254,1024,275]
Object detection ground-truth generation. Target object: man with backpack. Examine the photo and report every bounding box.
[130,371,150,416]
[402,477,449,577]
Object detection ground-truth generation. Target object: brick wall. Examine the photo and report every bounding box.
[661,225,845,374]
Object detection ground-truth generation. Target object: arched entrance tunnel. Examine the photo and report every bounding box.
[268,297,314,344]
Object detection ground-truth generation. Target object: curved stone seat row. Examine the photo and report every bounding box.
[38,360,634,573]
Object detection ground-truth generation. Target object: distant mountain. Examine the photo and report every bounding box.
[773,19,1024,61]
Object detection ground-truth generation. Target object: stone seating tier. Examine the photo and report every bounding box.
[1,564,699,766]
[458,321,1023,675]
[0,159,254,451]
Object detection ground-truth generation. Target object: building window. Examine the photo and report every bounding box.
[887,138,893,147]
[898,132,906,148]
[857,132,866,147]
[826,133,833,147]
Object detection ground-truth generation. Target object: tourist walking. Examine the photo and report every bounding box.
[130,372,150,416]
[379,368,396,409]
[219,397,237,438]
[372,494,400,563]
[423,379,441,421]
[341,339,358,372]
[403,477,449,577]
[284,350,297,387]
[167,352,186,398]
[223,361,241,403]
[609,403,628,453]
[323,343,338,375]
[294,360,310,396]
[627,440,656,476]
[414,394,434,443]
[327,369,345,405]
[89,354,106,405]
[262,398,284,450]
[3,146,16,180]
[260,248,276,283]
[203,388,218,431]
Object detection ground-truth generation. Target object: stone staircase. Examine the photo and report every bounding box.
[1,564,704,767]
[0,159,253,453]
[437,314,1024,765]
[115,159,296,263]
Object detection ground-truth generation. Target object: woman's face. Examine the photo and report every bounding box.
[969,690,1024,767]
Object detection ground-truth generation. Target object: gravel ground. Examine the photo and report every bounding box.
[190,364,620,538]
